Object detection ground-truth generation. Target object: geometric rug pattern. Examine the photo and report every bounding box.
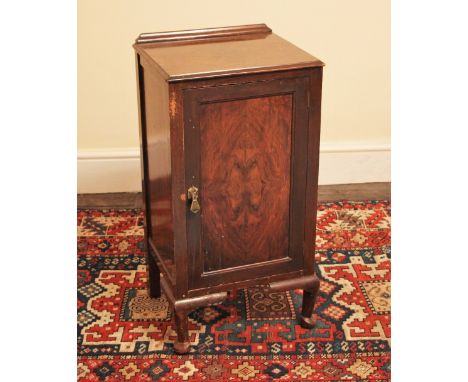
[78,201,391,381]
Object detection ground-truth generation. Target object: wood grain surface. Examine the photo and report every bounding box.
[134,31,323,81]
[199,95,293,271]
[131,25,326,353]
[141,65,175,280]
[182,74,309,288]
[135,24,272,44]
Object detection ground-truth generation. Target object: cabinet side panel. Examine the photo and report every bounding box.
[304,68,323,275]
[200,95,292,271]
[142,66,175,280]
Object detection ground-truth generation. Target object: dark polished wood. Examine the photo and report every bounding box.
[142,65,175,283]
[135,54,162,299]
[132,24,324,353]
[146,252,161,299]
[182,76,310,290]
[135,24,272,44]
[173,311,190,354]
[299,274,321,328]
[133,24,323,82]
[200,94,292,271]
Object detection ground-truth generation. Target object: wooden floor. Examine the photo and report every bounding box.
[78,182,390,209]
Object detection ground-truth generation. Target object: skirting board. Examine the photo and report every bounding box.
[77,143,390,193]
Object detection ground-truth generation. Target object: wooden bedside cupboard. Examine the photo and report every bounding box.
[133,24,324,354]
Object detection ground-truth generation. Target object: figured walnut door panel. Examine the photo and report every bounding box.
[184,76,310,289]
[200,95,292,271]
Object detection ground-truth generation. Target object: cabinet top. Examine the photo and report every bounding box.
[134,24,324,82]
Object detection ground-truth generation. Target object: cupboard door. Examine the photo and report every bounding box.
[184,76,309,289]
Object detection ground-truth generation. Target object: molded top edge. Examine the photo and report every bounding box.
[135,24,272,44]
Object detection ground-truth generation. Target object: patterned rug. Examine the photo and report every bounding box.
[78,201,391,381]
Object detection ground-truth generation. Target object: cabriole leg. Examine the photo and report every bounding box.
[173,310,190,354]
[299,274,320,329]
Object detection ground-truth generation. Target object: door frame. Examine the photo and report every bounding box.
[183,74,310,289]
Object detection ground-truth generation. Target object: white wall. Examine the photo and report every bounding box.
[78,0,390,193]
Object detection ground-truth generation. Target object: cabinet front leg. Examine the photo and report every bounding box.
[146,249,161,298]
[299,273,320,329]
[173,309,190,354]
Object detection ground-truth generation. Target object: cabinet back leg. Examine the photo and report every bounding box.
[299,274,320,329]
[146,248,161,298]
